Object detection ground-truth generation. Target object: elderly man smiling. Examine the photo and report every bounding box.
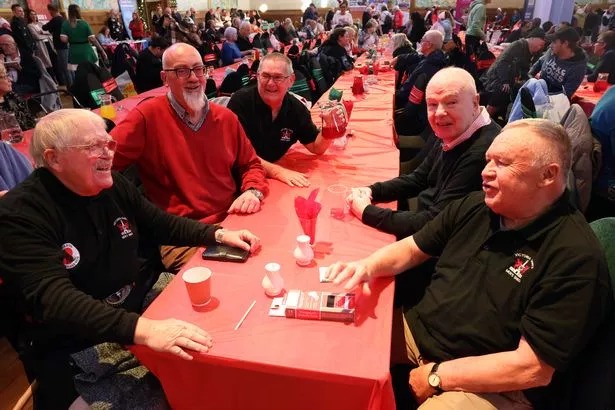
[111,43,267,272]
[0,109,260,409]
[228,53,336,187]
[328,119,612,409]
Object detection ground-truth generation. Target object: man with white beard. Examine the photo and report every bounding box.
[111,43,268,272]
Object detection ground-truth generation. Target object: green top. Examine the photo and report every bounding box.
[61,19,98,65]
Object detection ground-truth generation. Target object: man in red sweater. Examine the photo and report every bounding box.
[111,43,268,271]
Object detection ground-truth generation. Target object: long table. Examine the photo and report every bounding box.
[130,67,400,409]
[572,79,611,117]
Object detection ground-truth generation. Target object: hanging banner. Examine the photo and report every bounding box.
[27,0,51,23]
[119,0,137,39]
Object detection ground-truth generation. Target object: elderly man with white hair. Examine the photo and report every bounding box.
[221,26,252,65]
[394,30,447,137]
[111,43,267,272]
[329,118,613,409]
[0,109,261,409]
[236,20,253,51]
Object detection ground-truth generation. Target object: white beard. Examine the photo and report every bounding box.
[183,88,206,113]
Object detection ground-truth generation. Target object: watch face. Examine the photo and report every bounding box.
[428,373,440,388]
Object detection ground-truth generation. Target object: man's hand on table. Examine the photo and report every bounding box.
[326,259,373,291]
[409,363,437,404]
[273,167,310,187]
[228,190,261,214]
[218,229,261,253]
[347,188,372,219]
[134,317,213,360]
[0,190,7,198]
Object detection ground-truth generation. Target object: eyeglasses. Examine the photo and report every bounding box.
[163,66,206,79]
[64,139,117,156]
[257,72,290,83]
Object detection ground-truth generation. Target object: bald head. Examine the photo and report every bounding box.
[427,67,476,96]
[426,67,480,143]
[162,42,201,69]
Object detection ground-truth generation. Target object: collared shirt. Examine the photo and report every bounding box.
[227,86,319,162]
[166,91,209,132]
[441,106,491,151]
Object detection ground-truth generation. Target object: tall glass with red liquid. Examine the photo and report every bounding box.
[319,101,348,139]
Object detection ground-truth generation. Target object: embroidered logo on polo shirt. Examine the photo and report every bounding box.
[505,253,534,283]
[113,217,134,239]
[62,243,80,269]
[280,128,293,142]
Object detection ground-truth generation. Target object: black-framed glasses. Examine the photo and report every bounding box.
[64,139,117,156]
[164,66,206,79]
[257,72,290,83]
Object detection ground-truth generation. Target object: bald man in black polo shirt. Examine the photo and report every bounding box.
[327,119,612,409]
[227,53,334,187]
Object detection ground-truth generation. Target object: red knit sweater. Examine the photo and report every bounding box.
[111,96,268,224]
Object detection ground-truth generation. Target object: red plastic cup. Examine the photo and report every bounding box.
[183,267,212,306]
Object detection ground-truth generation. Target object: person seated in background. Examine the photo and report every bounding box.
[202,19,219,43]
[529,27,586,97]
[134,36,169,93]
[0,34,40,95]
[329,119,612,410]
[283,18,299,40]
[221,26,252,66]
[273,19,292,44]
[392,33,415,58]
[96,26,113,45]
[236,21,252,51]
[227,53,333,187]
[110,43,267,272]
[0,63,36,130]
[0,138,31,197]
[357,19,379,53]
[587,30,615,84]
[318,27,354,73]
[480,28,546,118]
[10,4,35,54]
[349,67,501,240]
[395,30,447,137]
[0,109,260,409]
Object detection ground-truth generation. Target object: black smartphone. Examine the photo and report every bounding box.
[202,245,249,263]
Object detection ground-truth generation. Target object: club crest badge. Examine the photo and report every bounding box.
[113,217,134,239]
[62,243,80,269]
[280,128,293,142]
[506,253,534,283]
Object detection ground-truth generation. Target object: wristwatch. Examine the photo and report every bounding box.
[428,363,443,393]
[246,188,264,201]
[214,228,227,244]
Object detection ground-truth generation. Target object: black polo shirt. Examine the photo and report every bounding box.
[227,86,319,162]
[407,191,612,372]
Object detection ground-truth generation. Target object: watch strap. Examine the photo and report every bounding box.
[246,188,263,201]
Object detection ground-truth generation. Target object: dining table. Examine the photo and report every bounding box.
[128,62,400,410]
[10,54,401,410]
[572,78,611,117]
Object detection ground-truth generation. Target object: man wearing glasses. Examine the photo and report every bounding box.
[111,43,267,272]
[0,109,261,409]
[227,53,334,187]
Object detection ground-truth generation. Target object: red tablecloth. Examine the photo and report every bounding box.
[130,68,399,410]
[572,80,611,116]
